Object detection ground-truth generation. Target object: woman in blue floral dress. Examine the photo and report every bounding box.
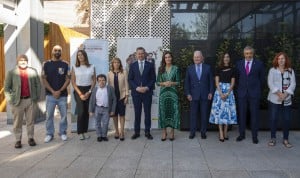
[209,53,237,142]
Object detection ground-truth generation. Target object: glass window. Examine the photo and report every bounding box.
[171,13,208,40]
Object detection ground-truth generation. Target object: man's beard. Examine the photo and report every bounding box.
[54,53,61,59]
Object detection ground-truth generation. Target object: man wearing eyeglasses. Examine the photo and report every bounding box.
[42,45,70,143]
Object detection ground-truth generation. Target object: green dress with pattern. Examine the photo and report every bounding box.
[157,65,180,129]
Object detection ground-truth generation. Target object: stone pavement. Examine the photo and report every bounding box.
[0,112,300,178]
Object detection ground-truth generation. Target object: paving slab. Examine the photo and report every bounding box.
[0,113,300,178]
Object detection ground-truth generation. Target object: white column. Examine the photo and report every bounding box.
[4,0,44,124]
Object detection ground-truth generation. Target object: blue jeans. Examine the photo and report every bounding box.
[269,102,291,140]
[95,106,109,137]
[45,95,68,136]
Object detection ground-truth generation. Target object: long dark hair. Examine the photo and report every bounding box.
[158,51,173,74]
[75,50,91,67]
[218,52,232,68]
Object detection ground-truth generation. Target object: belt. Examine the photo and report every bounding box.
[97,105,107,108]
[20,96,30,99]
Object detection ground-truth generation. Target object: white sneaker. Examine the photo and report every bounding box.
[44,135,53,143]
[83,133,90,139]
[61,134,67,141]
[79,134,85,140]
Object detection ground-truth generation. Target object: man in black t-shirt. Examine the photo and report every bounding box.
[42,45,70,143]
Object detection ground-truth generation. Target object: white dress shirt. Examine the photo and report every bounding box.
[96,86,108,107]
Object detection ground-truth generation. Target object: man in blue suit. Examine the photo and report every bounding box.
[128,47,156,140]
[184,50,214,139]
[235,46,265,144]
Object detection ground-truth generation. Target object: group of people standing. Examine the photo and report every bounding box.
[206,46,296,148]
[4,45,296,149]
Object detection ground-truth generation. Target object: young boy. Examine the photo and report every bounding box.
[89,74,116,141]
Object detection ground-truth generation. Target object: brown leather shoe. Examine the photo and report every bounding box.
[15,141,22,149]
[28,138,36,146]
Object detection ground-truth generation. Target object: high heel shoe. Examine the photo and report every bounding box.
[114,133,119,139]
[169,129,175,141]
[161,133,167,141]
[119,132,125,141]
[219,138,224,142]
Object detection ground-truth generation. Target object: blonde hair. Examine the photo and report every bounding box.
[110,57,124,73]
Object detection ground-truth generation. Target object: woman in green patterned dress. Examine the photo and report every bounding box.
[156,51,180,141]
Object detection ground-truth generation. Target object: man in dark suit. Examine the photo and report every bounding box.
[128,47,156,140]
[235,46,265,144]
[184,50,214,139]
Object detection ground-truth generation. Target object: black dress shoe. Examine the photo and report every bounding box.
[201,133,207,139]
[97,137,102,142]
[145,133,153,140]
[102,137,108,141]
[114,136,119,139]
[252,137,259,144]
[28,138,36,146]
[131,133,140,140]
[189,133,195,139]
[15,141,22,149]
[120,137,125,141]
[224,137,229,140]
[236,135,245,142]
[169,137,175,141]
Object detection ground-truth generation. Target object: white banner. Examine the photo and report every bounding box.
[70,38,109,132]
[117,37,163,129]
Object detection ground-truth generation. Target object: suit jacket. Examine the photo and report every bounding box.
[184,63,214,100]
[89,85,117,113]
[235,59,265,99]
[128,60,156,96]
[107,70,129,100]
[4,66,41,106]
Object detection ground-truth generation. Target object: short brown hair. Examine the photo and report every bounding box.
[17,54,28,62]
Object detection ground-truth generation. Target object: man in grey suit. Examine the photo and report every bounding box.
[184,51,214,139]
[4,54,41,148]
[89,74,116,142]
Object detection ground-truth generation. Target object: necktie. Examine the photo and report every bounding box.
[139,61,144,75]
[196,64,201,80]
[245,61,250,75]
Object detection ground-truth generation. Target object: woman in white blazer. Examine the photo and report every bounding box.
[267,52,296,148]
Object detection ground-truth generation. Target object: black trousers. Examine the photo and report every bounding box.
[74,85,91,134]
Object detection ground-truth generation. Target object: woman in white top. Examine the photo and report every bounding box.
[267,52,296,148]
[71,50,96,140]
